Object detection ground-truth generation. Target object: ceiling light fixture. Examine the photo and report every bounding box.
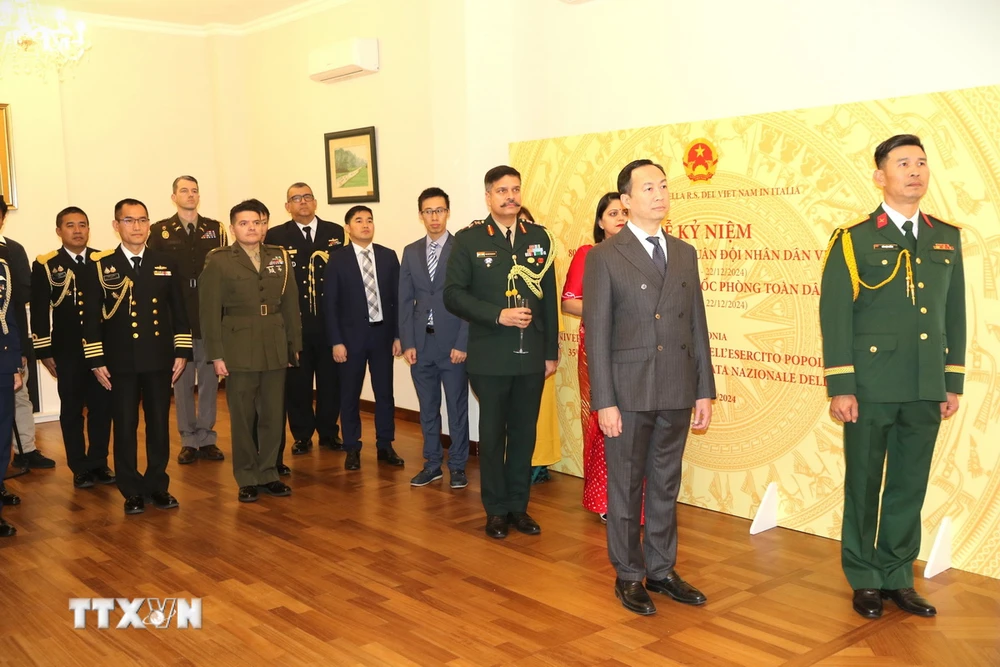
[0,0,89,79]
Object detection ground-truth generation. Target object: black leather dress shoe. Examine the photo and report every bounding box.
[852,589,883,618]
[507,512,541,535]
[881,588,936,616]
[73,472,96,489]
[276,464,291,477]
[615,579,656,615]
[646,570,707,606]
[0,519,16,537]
[345,451,361,470]
[0,489,20,506]
[124,496,145,515]
[257,481,291,497]
[177,446,198,465]
[291,440,312,455]
[485,514,509,539]
[238,486,259,503]
[91,467,116,485]
[319,436,343,451]
[199,445,225,461]
[150,492,179,510]
[376,446,405,467]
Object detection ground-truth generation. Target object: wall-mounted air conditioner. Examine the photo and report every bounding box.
[308,38,379,83]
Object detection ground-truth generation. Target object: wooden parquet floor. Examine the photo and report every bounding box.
[2,394,999,666]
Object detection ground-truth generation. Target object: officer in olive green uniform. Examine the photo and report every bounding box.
[444,165,558,540]
[820,134,966,619]
[199,201,302,503]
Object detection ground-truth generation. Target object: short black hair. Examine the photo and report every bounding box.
[874,134,925,169]
[114,198,148,219]
[56,206,89,227]
[617,159,665,195]
[484,165,520,191]
[418,187,450,211]
[230,200,263,224]
[344,205,373,224]
[172,175,198,192]
[245,198,270,218]
[593,192,622,243]
[0,194,7,220]
[287,182,312,199]
[518,206,534,223]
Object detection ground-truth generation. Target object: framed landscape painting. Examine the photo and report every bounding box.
[0,104,16,209]
[324,126,379,204]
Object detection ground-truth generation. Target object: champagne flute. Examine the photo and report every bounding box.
[513,294,528,354]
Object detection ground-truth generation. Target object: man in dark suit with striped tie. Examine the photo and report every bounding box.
[323,205,403,471]
[584,159,716,615]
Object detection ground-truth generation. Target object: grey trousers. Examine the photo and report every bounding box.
[14,364,36,454]
[605,407,691,581]
[173,337,218,448]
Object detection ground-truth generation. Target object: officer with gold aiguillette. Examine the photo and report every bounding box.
[443,165,559,541]
[820,134,966,621]
[199,200,302,504]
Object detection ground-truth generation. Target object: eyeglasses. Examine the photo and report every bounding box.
[288,194,315,203]
[421,208,449,217]
[116,217,150,226]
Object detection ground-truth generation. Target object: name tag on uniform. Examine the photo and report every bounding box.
[476,251,497,258]
[932,243,955,251]
[153,265,172,276]
[873,243,899,250]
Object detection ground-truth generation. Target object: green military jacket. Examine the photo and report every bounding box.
[443,214,558,376]
[199,243,302,372]
[819,205,966,402]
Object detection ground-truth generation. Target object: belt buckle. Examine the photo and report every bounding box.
[260,304,268,316]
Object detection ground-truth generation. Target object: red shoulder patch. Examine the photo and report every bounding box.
[876,213,888,229]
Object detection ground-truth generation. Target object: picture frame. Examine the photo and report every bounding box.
[0,104,16,210]
[324,126,379,204]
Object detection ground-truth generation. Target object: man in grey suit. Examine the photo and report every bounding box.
[584,159,716,616]
[400,188,471,489]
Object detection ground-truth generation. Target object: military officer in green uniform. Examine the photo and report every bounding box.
[199,200,302,504]
[820,134,966,620]
[444,165,559,540]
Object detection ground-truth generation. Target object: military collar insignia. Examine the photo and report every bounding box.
[518,221,528,234]
[921,212,934,228]
[876,212,889,229]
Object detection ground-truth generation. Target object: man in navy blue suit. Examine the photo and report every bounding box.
[1,255,24,537]
[399,188,470,489]
[324,206,403,471]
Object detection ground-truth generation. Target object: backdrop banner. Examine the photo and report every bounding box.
[511,84,1000,578]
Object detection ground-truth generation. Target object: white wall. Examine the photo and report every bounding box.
[4,0,1000,417]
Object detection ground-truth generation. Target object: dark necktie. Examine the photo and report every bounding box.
[304,226,313,245]
[647,236,666,275]
[505,228,513,247]
[131,256,141,275]
[187,223,195,236]
[76,255,85,266]
[902,220,916,252]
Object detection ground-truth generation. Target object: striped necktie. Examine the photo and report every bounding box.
[427,241,439,326]
[361,249,380,321]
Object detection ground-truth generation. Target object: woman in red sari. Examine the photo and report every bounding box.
[561,193,627,522]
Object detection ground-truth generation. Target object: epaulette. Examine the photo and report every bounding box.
[92,249,115,261]
[206,246,226,256]
[839,216,867,230]
[926,213,961,229]
[458,220,484,234]
[518,217,544,228]
[36,249,58,264]
[262,243,282,251]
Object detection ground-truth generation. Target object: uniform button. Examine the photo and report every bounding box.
[920,307,927,314]
[641,284,647,290]
[152,309,158,315]
[155,332,160,337]
[152,298,158,304]
[132,333,139,339]
[131,312,138,317]
[79,310,84,316]
[657,345,663,351]
[918,282,924,289]
[680,344,687,350]
[511,254,517,260]
[945,347,949,354]
[920,333,928,340]
[153,320,159,325]
[870,346,878,353]
[678,312,684,318]
[78,291,83,296]
[260,286,265,291]
[132,322,138,328]
[261,298,266,303]
[681,282,687,287]
[915,257,922,265]
[881,259,888,265]
[945,258,951,264]
[131,300,137,306]
[654,314,661,320]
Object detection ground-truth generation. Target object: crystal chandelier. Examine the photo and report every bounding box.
[0,0,89,78]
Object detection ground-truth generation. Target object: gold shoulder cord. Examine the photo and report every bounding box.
[823,228,914,305]
[505,227,558,304]
[307,250,329,314]
[96,258,133,320]
[0,260,9,335]
[281,248,291,296]
[46,264,76,308]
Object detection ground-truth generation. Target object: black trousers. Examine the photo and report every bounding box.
[279,333,339,456]
[339,324,395,451]
[110,369,172,498]
[55,353,112,474]
[0,381,12,520]
[469,372,545,516]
